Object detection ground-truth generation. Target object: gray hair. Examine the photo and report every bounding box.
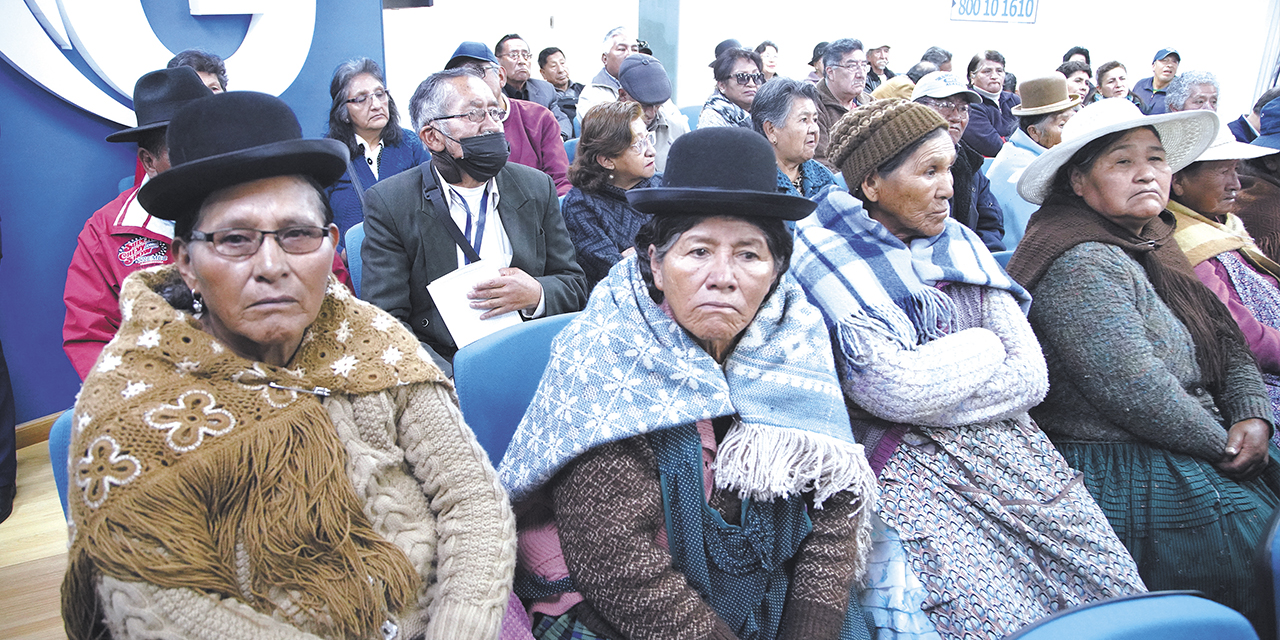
[920,46,952,67]
[602,26,629,53]
[822,38,864,73]
[408,68,477,135]
[1166,70,1219,110]
[751,78,821,135]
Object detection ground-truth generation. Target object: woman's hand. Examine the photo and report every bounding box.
[1217,418,1272,480]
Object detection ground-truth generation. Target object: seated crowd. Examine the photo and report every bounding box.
[46,27,1280,640]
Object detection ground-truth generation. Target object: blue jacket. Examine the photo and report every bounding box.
[963,90,1021,157]
[1131,77,1168,115]
[985,129,1046,250]
[326,128,430,244]
[775,160,835,198]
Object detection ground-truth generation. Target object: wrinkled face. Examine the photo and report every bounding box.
[650,217,778,361]
[461,60,505,101]
[1065,71,1090,99]
[604,34,637,77]
[760,46,779,75]
[1173,159,1241,217]
[771,96,820,165]
[498,38,532,86]
[345,73,389,141]
[826,49,868,101]
[196,71,224,93]
[1070,128,1171,234]
[919,95,970,144]
[867,47,890,72]
[970,58,1005,93]
[1181,83,1219,111]
[718,58,762,110]
[639,102,661,126]
[862,131,956,242]
[605,117,657,185]
[421,76,505,158]
[1099,67,1129,98]
[1029,108,1075,149]
[1153,55,1179,83]
[540,51,570,89]
[175,175,338,364]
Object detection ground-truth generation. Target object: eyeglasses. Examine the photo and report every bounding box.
[467,64,502,79]
[732,72,766,86]
[829,61,870,71]
[919,97,970,115]
[189,226,329,257]
[346,89,388,107]
[502,51,532,62]
[629,132,656,154]
[431,107,508,124]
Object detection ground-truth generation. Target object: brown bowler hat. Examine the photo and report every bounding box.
[1010,73,1082,117]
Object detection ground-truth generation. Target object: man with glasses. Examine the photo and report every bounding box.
[912,71,1006,251]
[814,38,872,169]
[446,41,571,195]
[360,69,586,376]
[496,34,572,140]
[577,26,640,119]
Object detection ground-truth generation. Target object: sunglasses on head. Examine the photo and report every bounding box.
[732,72,765,86]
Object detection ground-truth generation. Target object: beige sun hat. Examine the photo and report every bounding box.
[1010,73,1082,117]
[1193,114,1279,162]
[1016,98,1218,205]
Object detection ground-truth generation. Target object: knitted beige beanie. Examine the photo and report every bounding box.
[828,98,948,191]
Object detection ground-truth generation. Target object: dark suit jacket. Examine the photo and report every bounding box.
[360,161,587,376]
[506,78,572,140]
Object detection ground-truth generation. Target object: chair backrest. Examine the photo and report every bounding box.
[991,250,1014,268]
[1258,508,1280,639]
[345,222,365,298]
[1005,591,1258,640]
[680,105,700,131]
[833,171,848,191]
[453,312,579,465]
[564,138,579,165]
[49,408,74,518]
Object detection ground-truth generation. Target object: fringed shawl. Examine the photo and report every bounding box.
[790,186,1030,372]
[1168,199,1280,278]
[498,256,877,512]
[64,265,444,640]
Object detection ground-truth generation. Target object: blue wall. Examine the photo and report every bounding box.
[0,0,386,423]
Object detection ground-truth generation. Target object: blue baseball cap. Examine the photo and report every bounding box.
[446,41,499,69]
[1253,96,1280,150]
[1152,48,1180,63]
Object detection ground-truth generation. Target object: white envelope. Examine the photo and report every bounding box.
[427,257,522,349]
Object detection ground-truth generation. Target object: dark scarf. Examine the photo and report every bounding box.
[1007,195,1249,392]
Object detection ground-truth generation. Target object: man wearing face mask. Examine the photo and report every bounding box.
[360,68,588,377]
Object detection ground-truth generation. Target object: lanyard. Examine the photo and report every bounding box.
[451,188,489,264]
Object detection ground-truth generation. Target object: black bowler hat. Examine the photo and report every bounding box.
[105,67,213,143]
[627,127,817,221]
[137,91,348,221]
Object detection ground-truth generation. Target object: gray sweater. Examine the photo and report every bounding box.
[1027,242,1273,462]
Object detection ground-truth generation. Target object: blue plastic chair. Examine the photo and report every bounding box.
[453,312,579,465]
[564,138,578,165]
[345,222,365,298]
[991,250,1014,268]
[572,113,582,138]
[833,172,848,191]
[1006,591,1258,640]
[680,105,700,131]
[49,408,74,518]
[1259,508,1280,639]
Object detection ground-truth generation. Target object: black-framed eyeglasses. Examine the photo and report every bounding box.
[467,63,502,79]
[732,72,765,86]
[430,107,507,124]
[919,97,970,115]
[346,89,388,107]
[829,61,870,71]
[189,227,329,257]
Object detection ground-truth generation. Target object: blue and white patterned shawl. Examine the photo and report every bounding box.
[499,256,875,508]
[791,186,1030,370]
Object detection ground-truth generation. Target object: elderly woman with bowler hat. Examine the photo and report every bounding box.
[752,78,836,199]
[499,127,879,640]
[791,99,1144,639]
[1166,124,1280,445]
[1007,98,1280,629]
[324,57,429,243]
[62,91,516,640]
[699,48,764,129]
[986,73,1081,248]
[562,101,659,289]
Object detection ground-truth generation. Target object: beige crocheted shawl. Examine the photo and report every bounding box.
[63,265,445,640]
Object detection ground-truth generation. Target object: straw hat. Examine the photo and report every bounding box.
[1010,73,1081,117]
[1015,98,1217,205]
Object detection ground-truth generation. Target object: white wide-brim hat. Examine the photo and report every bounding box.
[1016,99,1218,205]
[1193,115,1280,162]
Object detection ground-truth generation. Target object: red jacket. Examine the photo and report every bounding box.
[505,99,572,196]
[63,181,353,379]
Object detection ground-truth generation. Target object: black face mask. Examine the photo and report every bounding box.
[431,130,510,183]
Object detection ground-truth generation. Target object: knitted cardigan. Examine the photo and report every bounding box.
[1025,241,1272,460]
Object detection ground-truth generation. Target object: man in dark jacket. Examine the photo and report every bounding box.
[1132,48,1180,115]
[361,69,587,377]
[497,34,572,140]
[912,71,1005,251]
